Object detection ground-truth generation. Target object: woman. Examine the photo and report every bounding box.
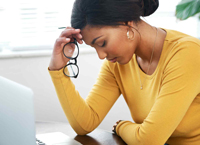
[48,0,200,144]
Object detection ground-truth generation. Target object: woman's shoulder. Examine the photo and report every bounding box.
[161,28,200,46]
[160,28,200,58]
[158,28,200,71]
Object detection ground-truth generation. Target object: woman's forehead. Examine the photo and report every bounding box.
[81,25,104,35]
[81,25,118,37]
[81,26,106,44]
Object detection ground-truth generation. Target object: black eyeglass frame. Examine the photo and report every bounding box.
[62,38,80,78]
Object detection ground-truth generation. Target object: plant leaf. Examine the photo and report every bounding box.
[176,0,200,20]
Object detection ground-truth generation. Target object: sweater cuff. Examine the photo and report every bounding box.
[116,120,131,136]
[48,67,67,79]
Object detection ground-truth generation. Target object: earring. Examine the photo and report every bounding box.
[127,28,135,40]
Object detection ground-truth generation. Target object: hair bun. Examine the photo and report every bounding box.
[142,0,159,17]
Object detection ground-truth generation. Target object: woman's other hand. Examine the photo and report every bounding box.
[112,120,122,135]
[49,27,83,71]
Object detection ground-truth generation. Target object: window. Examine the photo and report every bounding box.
[0,0,199,54]
[0,0,75,52]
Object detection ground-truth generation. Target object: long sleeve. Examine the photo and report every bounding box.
[49,60,121,135]
[116,41,200,145]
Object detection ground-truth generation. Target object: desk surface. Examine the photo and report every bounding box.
[36,121,126,145]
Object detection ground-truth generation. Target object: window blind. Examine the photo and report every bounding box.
[0,0,199,53]
[0,0,74,52]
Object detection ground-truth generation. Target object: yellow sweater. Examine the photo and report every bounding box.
[49,29,200,145]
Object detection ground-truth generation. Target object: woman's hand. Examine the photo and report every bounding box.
[49,27,83,71]
[112,120,122,135]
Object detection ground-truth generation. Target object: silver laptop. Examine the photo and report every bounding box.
[0,76,82,145]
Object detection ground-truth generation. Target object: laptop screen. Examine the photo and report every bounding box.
[0,76,36,145]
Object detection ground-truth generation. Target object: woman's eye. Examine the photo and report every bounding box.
[101,41,106,47]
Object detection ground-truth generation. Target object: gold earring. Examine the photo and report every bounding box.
[127,28,135,40]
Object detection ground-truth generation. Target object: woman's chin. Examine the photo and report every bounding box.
[117,58,131,65]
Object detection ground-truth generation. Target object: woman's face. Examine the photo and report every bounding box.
[81,25,139,65]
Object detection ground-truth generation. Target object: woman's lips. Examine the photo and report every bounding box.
[108,57,117,63]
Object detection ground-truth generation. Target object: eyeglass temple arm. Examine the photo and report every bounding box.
[58,27,66,29]
[70,65,76,76]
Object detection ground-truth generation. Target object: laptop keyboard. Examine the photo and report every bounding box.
[36,138,46,145]
[36,132,82,145]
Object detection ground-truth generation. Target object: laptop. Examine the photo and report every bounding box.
[0,76,82,145]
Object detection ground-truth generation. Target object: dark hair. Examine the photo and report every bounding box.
[71,0,159,29]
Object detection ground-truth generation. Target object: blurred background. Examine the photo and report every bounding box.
[0,0,199,131]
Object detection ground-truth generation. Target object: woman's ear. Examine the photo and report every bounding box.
[127,21,134,27]
[124,21,129,25]
[122,21,133,26]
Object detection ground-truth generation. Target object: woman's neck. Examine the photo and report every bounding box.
[131,20,166,75]
[134,20,166,64]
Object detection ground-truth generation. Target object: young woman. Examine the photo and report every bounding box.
[48,0,200,144]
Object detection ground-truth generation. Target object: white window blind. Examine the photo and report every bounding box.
[0,0,75,52]
[0,0,199,54]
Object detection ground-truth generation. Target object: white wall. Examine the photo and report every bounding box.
[0,51,133,131]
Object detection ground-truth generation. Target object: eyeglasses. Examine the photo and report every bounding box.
[62,38,80,78]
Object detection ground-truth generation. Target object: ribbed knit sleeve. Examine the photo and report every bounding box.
[48,60,121,135]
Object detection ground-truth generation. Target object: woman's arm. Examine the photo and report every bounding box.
[49,27,121,135]
[115,42,200,144]
[49,60,121,135]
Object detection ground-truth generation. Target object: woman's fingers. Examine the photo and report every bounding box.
[112,123,118,134]
[60,28,79,36]
[60,29,82,39]
[72,32,83,44]
[54,37,71,51]
[116,120,122,124]
[112,120,123,134]
[55,37,71,45]
[112,126,117,134]
[60,28,83,44]
[73,34,83,44]
[66,26,73,29]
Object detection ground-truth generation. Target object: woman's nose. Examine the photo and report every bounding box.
[96,49,107,60]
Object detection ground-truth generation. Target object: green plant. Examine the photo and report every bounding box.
[175,0,200,20]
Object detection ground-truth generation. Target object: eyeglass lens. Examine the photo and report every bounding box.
[63,63,79,78]
[63,42,79,59]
